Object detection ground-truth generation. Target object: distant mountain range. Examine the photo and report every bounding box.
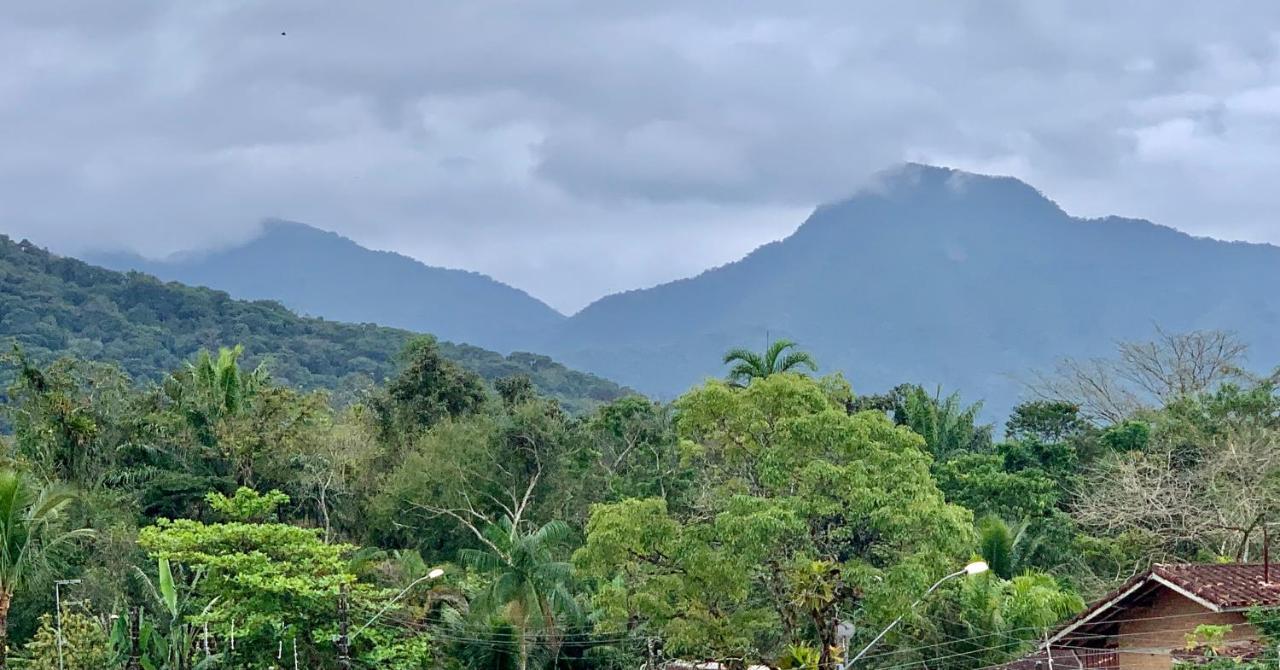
[83,164,1280,418]
[91,220,565,353]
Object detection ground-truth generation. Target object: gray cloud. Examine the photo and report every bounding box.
[2,1,1280,312]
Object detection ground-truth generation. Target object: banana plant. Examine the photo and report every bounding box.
[112,558,219,670]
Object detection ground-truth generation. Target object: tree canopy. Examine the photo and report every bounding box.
[0,325,1271,669]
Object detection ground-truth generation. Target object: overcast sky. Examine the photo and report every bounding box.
[4,2,1280,313]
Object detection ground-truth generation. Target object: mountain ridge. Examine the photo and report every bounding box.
[70,163,1280,418]
[90,219,566,353]
[2,235,628,413]
[538,164,1280,414]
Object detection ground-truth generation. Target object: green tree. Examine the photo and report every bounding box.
[722,339,817,386]
[1098,420,1151,453]
[136,489,355,668]
[2,349,136,487]
[123,350,329,519]
[368,336,489,453]
[576,497,782,666]
[583,396,688,505]
[164,345,266,447]
[495,375,537,408]
[897,386,991,461]
[0,470,93,668]
[372,399,585,558]
[1005,401,1086,444]
[915,573,1084,669]
[459,517,576,670]
[933,454,1058,520]
[119,557,207,670]
[577,374,974,668]
[976,516,1058,581]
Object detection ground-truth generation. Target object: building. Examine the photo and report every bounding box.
[1004,564,1280,670]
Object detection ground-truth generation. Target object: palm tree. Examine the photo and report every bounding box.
[722,339,817,386]
[459,517,576,670]
[165,345,267,447]
[937,571,1083,668]
[185,345,267,420]
[977,516,1057,580]
[899,386,991,461]
[0,470,93,668]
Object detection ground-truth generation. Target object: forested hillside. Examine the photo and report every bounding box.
[91,220,565,353]
[0,235,625,411]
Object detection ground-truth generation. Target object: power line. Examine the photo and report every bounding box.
[857,605,1280,663]
[851,619,1277,670]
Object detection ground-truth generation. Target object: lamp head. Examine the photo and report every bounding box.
[964,561,990,576]
[428,568,445,579]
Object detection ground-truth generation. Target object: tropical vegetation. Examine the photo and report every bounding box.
[2,246,1279,669]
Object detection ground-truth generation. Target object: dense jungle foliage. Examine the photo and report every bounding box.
[0,325,1276,669]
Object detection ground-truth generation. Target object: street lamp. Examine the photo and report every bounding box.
[845,560,989,668]
[351,567,446,640]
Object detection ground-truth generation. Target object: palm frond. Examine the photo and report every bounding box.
[977,516,1015,580]
[459,548,505,573]
[764,339,798,372]
[778,350,818,373]
[530,519,573,547]
[722,348,761,365]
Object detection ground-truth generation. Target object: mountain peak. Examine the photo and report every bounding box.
[548,164,1280,418]
[257,218,353,245]
[865,163,1058,207]
[801,163,1067,233]
[92,218,565,352]
[260,217,317,233]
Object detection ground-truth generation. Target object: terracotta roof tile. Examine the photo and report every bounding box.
[1152,563,1280,609]
[1043,563,1280,648]
[1003,564,1280,670]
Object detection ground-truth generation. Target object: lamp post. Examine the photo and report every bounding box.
[350,567,446,641]
[844,560,989,668]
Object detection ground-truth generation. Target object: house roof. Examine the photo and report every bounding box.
[1048,563,1280,646]
[1152,563,1280,609]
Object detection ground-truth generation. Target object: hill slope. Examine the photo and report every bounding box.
[1,236,626,412]
[541,164,1280,415]
[91,220,564,353]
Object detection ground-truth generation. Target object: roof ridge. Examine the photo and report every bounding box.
[1045,562,1280,648]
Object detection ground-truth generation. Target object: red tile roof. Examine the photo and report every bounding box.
[1151,563,1280,609]
[1002,564,1280,670]
[1046,563,1280,647]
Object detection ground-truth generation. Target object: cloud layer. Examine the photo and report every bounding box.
[3,2,1280,312]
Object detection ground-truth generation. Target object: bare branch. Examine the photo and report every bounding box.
[1026,329,1248,424]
